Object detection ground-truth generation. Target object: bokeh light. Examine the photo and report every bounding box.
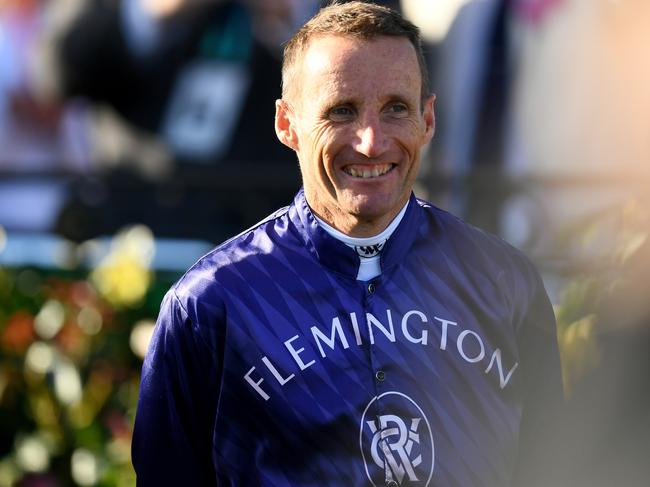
[77,306,103,335]
[129,319,156,359]
[91,225,155,308]
[34,300,65,340]
[15,435,50,473]
[71,449,101,486]
[53,359,82,405]
[25,342,55,375]
[402,0,473,42]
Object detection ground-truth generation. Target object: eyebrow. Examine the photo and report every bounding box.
[384,94,413,105]
[325,92,414,107]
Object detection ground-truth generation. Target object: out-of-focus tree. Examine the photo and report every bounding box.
[0,226,170,487]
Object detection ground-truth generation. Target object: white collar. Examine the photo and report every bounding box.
[314,202,409,280]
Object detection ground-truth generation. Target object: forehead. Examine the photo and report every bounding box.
[298,35,421,105]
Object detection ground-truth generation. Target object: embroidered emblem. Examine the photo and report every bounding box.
[355,241,385,258]
[360,391,434,486]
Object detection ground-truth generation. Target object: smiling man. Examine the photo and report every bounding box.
[132,2,563,486]
[275,31,434,237]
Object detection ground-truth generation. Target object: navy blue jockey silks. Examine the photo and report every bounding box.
[132,189,562,487]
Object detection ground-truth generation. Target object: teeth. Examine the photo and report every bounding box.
[345,164,392,178]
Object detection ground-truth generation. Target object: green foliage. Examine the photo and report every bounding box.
[554,199,650,397]
[0,228,180,486]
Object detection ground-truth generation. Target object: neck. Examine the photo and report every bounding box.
[322,218,391,238]
[312,203,410,242]
[309,198,411,238]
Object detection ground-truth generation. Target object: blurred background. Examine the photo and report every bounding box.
[0,0,648,485]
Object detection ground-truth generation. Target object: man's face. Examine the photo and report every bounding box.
[276,35,435,237]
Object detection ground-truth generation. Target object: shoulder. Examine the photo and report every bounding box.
[171,205,293,318]
[416,199,550,332]
[416,198,542,291]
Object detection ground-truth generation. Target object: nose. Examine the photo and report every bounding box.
[354,115,389,158]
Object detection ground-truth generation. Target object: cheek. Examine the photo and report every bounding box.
[397,119,429,155]
[308,128,341,169]
[296,127,335,182]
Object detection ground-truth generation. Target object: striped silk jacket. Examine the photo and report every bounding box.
[133,189,562,487]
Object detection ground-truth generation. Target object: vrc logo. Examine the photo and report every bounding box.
[355,241,385,257]
[360,392,435,486]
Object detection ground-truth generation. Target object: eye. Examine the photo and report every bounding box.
[385,102,408,116]
[328,105,355,122]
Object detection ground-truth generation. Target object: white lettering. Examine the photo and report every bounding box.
[284,335,316,370]
[367,310,396,345]
[457,330,485,363]
[349,312,363,346]
[401,310,428,345]
[311,317,350,358]
[261,356,295,385]
[245,309,520,400]
[485,349,519,389]
[434,317,457,350]
[244,366,270,401]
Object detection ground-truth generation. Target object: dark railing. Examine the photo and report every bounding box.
[2,163,649,276]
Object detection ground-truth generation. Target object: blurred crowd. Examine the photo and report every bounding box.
[0,0,324,242]
[0,0,648,251]
[1,0,650,485]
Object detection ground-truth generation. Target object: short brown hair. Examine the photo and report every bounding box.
[281,1,429,105]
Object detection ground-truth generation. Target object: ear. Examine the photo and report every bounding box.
[275,99,299,151]
[422,94,436,143]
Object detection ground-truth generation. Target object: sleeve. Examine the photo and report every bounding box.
[511,269,565,487]
[132,289,221,486]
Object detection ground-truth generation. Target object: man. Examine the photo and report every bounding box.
[132,2,562,486]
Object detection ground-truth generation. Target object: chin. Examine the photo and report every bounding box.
[357,189,402,207]
[347,199,394,222]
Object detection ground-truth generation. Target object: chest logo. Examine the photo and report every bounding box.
[360,391,434,486]
[355,241,385,258]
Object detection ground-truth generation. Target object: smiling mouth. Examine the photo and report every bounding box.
[343,164,395,179]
